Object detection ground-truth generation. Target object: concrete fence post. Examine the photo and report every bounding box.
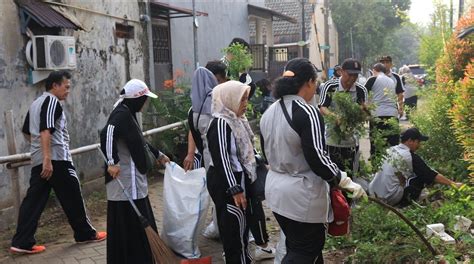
[4,110,22,219]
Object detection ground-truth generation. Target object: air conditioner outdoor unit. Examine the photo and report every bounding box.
[26,35,76,70]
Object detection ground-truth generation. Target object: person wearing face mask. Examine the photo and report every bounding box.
[100,79,170,264]
[260,58,365,263]
[206,80,256,263]
[318,58,368,175]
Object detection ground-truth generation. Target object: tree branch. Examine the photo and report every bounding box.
[367,196,438,256]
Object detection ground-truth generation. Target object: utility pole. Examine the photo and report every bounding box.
[458,0,464,19]
[300,0,306,58]
[323,0,329,78]
[350,27,354,58]
[192,0,198,69]
[449,0,453,29]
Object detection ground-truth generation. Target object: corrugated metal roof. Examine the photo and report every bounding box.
[151,1,208,19]
[16,0,80,30]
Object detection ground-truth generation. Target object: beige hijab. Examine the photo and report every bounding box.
[212,80,256,182]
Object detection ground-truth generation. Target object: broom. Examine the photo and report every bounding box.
[97,147,178,264]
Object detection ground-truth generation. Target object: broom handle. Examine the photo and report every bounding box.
[97,146,145,219]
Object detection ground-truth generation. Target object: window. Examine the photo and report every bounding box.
[115,23,134,39]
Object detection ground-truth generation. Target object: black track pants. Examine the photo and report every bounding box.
[207,166,252,264]
[274,213,326,264]
[12,161,96,249]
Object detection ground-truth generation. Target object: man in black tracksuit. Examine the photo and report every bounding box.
[11,71,105,254]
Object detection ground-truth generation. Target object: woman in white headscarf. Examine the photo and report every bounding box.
[206,80,255,263]
[100,79,170,264]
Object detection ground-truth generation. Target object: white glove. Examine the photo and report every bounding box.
[338,171,367,199]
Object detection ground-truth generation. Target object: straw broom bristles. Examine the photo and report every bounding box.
[144,225,178,264]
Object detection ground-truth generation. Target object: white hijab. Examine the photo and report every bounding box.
[212,81,256,182]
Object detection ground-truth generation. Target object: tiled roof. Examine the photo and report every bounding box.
[265,0,313,39]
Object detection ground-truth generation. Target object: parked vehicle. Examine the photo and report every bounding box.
[407,64,427,86]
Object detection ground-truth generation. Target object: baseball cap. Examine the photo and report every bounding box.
[401,128,429,141]
[380,55,393,62]
[122,79,157,99]
[341,58,362,74]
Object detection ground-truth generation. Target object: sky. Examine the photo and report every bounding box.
[409,0,435,25]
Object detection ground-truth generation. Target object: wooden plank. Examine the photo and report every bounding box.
[4,110,22,218]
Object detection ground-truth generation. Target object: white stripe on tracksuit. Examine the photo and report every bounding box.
[356,83,369,102]
[318,79,338,106]
[294,100,339,175]
[217,119,237,188]
[227,204,251,263]
[67,167,96,232]
[47,97,58,128]
[106,125,115,165]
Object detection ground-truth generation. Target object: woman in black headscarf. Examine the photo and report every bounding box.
[100,79,170,264]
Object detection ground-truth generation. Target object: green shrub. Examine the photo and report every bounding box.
[449,62,474,179]
[144,68,192,162]
[410,87,468,181]
[327,185,473,262]
[324,92,370,145]
[222,43,253,80]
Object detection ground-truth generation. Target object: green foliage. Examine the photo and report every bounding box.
[326,185,474,262]
[410,87,468,181]
[449,63,474,178]
[329,0,411,64]
[368,117,401,174]
[144,69,192,161]
[418,2,453,76]
[325,92,369,145]
[382,22,421,65]
[222,43,253,80]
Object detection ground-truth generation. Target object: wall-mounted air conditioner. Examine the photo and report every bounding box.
[26,35,76,70]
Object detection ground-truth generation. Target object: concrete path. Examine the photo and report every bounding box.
[1,124,384,264]
[0,178,279,264]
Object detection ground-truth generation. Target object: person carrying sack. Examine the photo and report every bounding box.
[100,79,170,264]
[260,58,366,264]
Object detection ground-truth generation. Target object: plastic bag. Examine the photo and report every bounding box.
[274,230,286,264]
[162,162,210,258]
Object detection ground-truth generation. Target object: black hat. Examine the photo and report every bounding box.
[401,128,429,141]
[380,55,393,62]
[341,58,361,74]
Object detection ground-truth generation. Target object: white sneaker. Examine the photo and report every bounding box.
[202,221,220,239]
[254,245,276,261]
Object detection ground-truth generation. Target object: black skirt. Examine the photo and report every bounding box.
[107,196,157,264]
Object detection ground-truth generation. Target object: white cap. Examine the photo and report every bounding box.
[122,79,157,99]
[113,79,157,109]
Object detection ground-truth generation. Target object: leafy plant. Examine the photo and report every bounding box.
[367,117,401,174]
[410,87,468,181]
[144,68,192,161]
[326,185,473,262]
[222,43,253,80]
[324,92,369,145]
[449,62,474,178]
